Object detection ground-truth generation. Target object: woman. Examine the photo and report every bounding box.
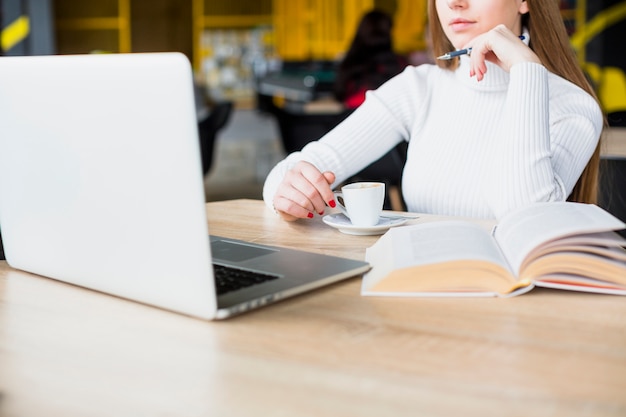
[333,9,408,109]
[264,0,604,221]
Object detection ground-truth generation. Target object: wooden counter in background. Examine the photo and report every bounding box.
[604,127,626,158]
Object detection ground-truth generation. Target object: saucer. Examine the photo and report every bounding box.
[322,213,409,236]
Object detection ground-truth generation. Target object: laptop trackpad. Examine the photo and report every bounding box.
[211,239,277,263]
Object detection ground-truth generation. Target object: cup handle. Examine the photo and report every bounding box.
[333,191,350,219]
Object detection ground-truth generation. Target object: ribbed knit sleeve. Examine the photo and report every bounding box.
[263,65,424,211]
[483,62,603,218]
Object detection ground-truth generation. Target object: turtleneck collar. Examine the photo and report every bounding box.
[453,27,531,91]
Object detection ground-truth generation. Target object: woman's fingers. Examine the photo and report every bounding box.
[272,161,336,220]
[468,25,539,82]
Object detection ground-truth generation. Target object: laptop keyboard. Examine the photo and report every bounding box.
[213,264,280,295]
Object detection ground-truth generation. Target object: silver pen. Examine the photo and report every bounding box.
[437,35,526,60]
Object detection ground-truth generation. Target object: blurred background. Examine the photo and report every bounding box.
[1,0,625,203]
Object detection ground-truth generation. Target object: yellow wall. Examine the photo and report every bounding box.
[52,0,624,115]
[55,0,131,53]
[570,1,626,115]
[272,0,427,61]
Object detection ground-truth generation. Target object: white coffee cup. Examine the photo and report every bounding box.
[333,182,385,227]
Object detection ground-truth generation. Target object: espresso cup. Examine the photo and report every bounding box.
[333,182,385,227]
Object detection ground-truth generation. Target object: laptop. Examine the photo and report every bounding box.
[0,52,370,320]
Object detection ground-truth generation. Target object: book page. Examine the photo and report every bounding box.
[395,221,509,268]
[362,221,516,295]
[520,232,626,269]
[493,202,626,275]
[522,251,626,286]
[534,274,626,295]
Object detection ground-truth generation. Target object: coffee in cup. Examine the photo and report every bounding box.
[333,182,385,227]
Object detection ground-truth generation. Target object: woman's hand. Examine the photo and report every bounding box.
[468,24,541,82]
[272,161,337,221]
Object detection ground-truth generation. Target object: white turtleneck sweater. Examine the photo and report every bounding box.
[263,53,603,220]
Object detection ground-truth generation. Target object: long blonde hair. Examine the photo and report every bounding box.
[427,0,603,203]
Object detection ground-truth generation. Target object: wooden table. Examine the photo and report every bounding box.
[1,199,625,417]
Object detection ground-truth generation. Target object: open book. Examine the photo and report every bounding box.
[362,202,626,297]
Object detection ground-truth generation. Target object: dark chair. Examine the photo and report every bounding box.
[198,101,234,176]
[607,111,626,127]
[270,105,353,154]
[599,156,626,237]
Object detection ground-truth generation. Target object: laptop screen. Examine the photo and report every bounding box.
[0,53,219,318]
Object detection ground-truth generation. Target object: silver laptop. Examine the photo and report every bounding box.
[0,52,369,320]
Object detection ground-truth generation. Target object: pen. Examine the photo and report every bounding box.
[437,35,526,60]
